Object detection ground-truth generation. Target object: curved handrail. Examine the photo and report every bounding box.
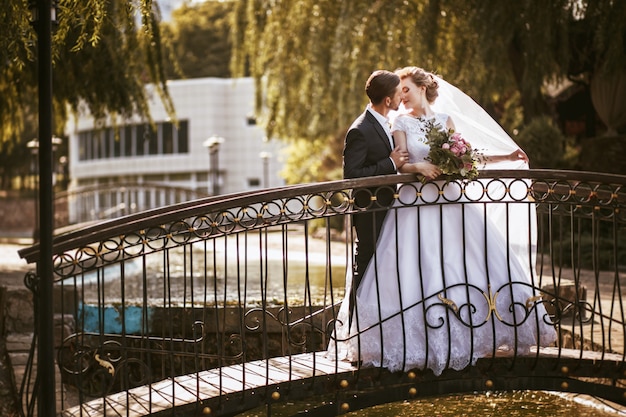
[18,169,626,263]
[54,182,209,200]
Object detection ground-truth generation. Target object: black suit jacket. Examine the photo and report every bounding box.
[343,109,396,209]
[343,109,396,180]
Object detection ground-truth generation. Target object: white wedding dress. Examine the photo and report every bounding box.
[329,113,557,376]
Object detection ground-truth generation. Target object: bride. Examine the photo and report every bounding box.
[329,67,557,376]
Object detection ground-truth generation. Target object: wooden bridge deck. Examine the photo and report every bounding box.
[61,348,626,417]
[61,352,354,416]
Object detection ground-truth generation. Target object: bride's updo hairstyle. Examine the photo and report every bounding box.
[396,66,439,104]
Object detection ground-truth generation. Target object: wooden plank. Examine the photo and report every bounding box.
[537,347,625,362]
[219,364,267,390]
[290,353,354,375]
[239,359,298,385]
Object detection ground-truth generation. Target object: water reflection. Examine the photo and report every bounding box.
[344,391,622,416]
[73,235,348,306]
[238,391,622,416]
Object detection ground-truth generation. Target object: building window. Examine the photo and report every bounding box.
[148,125,158,155]
[78,131,87,161]
[177,121,189,153]
[78,120,190,161]
[85,131,92,160]
[136,125,146,156]
[124,125,133,157]
[93,130,103,160]
[163,123,174,154]
[113,128,121,157]
[103,129,110,158]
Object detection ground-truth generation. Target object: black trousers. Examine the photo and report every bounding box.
[349,208,388,325]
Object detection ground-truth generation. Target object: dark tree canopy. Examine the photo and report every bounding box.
[0,0,173,187]
[0,0,172,142]
[161,0,234,79]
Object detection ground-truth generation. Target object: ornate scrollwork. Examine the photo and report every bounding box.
[244,308,278,331]
[278,306,326,348]
[437,293,459,313]
[93,353,115,377]
[57,326,217,397]
[57,337,135,397]
[549,299,594,325]
[422,283,554,331]
[23,271,39,294]
[244,306,326,349]
[49,191,358,279]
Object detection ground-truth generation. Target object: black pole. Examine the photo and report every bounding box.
[210,149,215,195]
[35,0,56,414]
[29,144,40,242]
[214,148,220,195]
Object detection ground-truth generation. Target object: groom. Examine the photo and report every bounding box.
[343,70,408,317]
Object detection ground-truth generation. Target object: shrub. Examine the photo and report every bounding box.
[515,116,573,169]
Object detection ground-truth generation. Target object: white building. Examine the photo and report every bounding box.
[66,77,285,222]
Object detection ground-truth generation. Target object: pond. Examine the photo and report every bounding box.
[70,231,349,306]
[238,391,623,416]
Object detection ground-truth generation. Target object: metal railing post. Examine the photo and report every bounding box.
[33,0,56,414]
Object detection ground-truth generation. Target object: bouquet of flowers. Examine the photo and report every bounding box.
[423,119,482,181]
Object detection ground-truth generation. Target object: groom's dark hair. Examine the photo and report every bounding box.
[365,70,400,105]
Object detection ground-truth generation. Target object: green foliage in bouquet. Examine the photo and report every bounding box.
[423,120,481,181]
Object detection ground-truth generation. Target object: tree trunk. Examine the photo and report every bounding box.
[508,36,549,123]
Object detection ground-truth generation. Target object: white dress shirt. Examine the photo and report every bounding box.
[367,105,396,170]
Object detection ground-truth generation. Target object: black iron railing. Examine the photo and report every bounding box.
[18,170,626,416]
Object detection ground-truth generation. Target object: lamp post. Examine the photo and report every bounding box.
[259,151,272,189]
[203,135,224,195]
[58,155,68,190]
[26,136,61,242]
[27,139,40,242]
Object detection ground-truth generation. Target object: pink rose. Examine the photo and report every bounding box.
[442,143,450,150]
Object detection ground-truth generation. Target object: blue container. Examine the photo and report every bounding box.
[79,302,153,334]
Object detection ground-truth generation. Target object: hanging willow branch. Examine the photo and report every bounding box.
[0,0,174,144]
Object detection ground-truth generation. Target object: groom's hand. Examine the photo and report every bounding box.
[390,146,409,169]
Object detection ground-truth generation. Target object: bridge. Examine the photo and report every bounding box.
[54,182,208,227]
[17,170,626,416]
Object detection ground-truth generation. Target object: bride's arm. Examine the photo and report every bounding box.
[392,130,441,179]
[480,149,529,164]
[393,130,408,153]
[392,131,411,174]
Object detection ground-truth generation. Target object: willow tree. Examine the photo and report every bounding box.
[232,0,626,183]
[0,0,172,186]
[161,0,234,79]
